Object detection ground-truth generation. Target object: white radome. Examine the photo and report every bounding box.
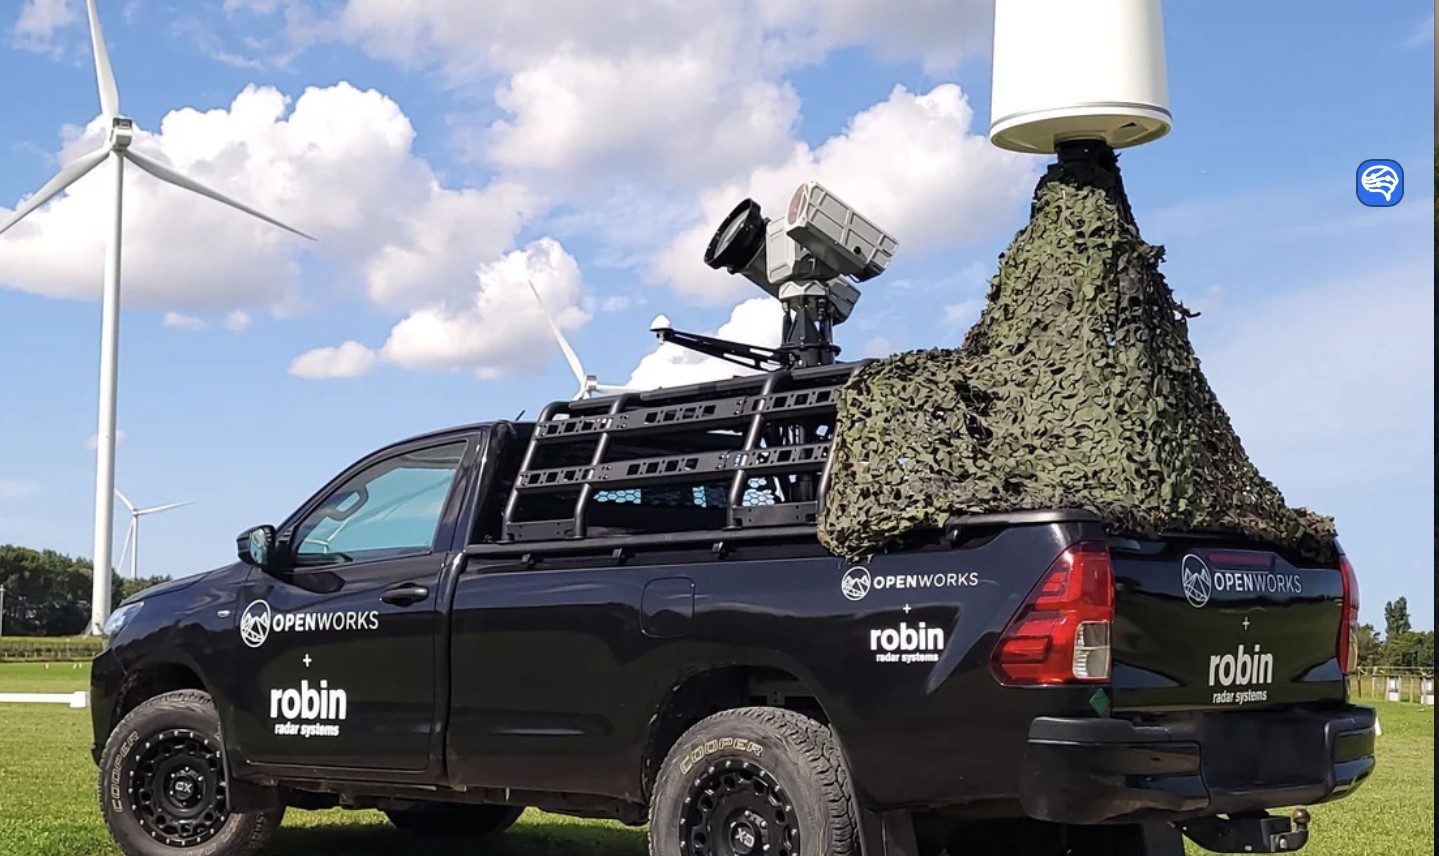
[989,0,1173,154]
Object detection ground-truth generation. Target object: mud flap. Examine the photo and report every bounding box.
[1137,823,1186,856]
[225,759,282,814]
[855,804,920,856]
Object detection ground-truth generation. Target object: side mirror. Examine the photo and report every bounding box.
[237,525,277,569]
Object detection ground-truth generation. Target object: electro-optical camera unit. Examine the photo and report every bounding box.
[654,181,899,371]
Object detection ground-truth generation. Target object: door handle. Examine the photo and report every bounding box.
[381,583,430,606]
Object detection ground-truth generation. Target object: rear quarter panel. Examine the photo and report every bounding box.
[447,521,1098,811]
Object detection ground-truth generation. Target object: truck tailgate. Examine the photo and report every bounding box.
[1107,537,1347,712]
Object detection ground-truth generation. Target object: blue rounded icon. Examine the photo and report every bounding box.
[1356,159,1404,207]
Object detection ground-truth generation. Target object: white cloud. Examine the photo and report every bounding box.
[1198,261,1433,493]
[628,297,783,390]
[1404,14,1434,49]
[0,82,540,317]
[163,309,253,332]
[297,238,595,381]
[12,0,78,55]
[377,238,588,378]
[170,15,268,71]
[246,1,988,194]
[0,479,40,500]
[755,0,992,73]
[86,429,127,450]
[485,46,799,190]
[289,341,378,379]
[163,312,207,331]
[943,299,985,330]
[330,0,989,77]
[1183,283,1225,316]
[224,0,280,11]
[328,2,798,193]
[652,84,1040,304]
[861,336,893,358]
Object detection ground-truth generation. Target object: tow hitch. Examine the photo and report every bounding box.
[1179,808,1311,853]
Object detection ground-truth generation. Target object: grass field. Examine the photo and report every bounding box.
[0,663,1431,856]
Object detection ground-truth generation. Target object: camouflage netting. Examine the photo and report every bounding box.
[817,141,1337,565]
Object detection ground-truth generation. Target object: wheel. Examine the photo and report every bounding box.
[99,689,284,856]
[384,803,525,836]
[648,707,859,856]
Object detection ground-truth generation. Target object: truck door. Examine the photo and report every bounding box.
[230,438,473,773]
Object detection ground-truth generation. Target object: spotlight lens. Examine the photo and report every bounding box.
[717,214,748,253]
[704,199,766,272]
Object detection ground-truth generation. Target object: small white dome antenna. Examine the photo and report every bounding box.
[989,0,1172,154]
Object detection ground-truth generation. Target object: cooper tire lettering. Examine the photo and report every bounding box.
[678,734,766,775]
[109,729,140,812]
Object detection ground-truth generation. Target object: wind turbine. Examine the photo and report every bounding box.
[0,0,313,634]
[526,279,636,400]
[114,489,190,581]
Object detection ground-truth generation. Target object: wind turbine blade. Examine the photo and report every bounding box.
[592,383,633,394]
[0,148,110,239]
[117,519,134,573]
[113,487,135,513]
[123,150,314,241]
[136,500,191,516]
[84,0,120,118]
[526,279,587,387]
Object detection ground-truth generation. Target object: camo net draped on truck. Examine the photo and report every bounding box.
[817,142,1337,565]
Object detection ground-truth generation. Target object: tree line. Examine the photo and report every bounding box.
[0,544,170,636]
[1353,596,1434,672]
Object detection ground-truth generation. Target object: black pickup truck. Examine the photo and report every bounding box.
[91,362,1375,856]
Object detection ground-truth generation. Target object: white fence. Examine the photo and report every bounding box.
[1355,668,1435,706]
[0,691,89,708]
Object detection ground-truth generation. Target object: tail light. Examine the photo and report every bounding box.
[991,541,1114,686]
[1338,552,1360,676]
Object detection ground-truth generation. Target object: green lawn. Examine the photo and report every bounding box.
[0,663,1431,856]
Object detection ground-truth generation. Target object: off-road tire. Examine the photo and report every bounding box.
[648,707,859,856]
[384,803,525,836]
[99,689,284,856]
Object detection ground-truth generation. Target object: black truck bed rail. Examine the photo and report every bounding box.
[500,361,869,543]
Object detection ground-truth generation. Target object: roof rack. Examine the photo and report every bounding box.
[500,360,868,543]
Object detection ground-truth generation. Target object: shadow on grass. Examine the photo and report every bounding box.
[267,818,647,856]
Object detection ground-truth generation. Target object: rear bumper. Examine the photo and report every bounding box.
[1020,704,1376,825]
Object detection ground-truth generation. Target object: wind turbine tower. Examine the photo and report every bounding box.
[0,0,313,634]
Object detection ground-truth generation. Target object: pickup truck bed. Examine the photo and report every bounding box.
[90,369,1374,856]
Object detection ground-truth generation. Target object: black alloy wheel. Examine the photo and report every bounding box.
[681,758,800,856]
[649,707,859,856]
[128,727,230,847]
[100,689,283,856]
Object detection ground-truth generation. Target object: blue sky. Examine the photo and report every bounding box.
[0,0,1432,630]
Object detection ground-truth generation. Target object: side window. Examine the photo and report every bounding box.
[293,441,467,565]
